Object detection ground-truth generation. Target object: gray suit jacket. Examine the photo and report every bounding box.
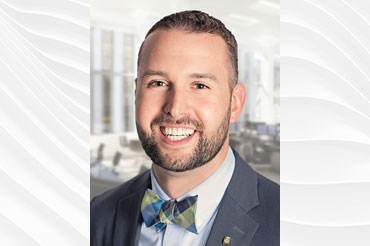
[91,150,280,245]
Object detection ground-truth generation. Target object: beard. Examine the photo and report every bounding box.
[136,106,231,172]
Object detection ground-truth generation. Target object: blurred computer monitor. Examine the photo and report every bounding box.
[257,124,268,135]
[267,125,277,136]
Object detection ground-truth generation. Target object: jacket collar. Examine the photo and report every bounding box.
[206,150,260,246]
[113,171,151,246]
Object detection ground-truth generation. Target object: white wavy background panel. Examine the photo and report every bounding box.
[281,182,370,225]
[282,57,370,117]
[282,2,370,95]
[281,221,370,246]
[282,97,370,143]
[0,0,89,245]
[282,140,370,183]
[0,0,89,51]
[0,16,89,118]
[0,1,90,105]
[282,0,370,244]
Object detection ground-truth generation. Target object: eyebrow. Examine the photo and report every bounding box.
[141,70,168,80]
[140,70,218,83]
[189,73,218,82]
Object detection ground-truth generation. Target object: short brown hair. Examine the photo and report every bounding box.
[137,10,238,88]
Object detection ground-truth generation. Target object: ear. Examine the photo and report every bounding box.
[135,78,139,95]
[230,83,246,123]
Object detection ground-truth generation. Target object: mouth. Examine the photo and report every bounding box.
[159,126,196,143]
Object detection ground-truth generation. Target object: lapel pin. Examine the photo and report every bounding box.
[222,236,231,245]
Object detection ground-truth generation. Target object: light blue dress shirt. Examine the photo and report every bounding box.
[139,147,235,246]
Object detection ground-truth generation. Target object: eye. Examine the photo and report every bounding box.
[148,80,167,88]
[193,83,209,89]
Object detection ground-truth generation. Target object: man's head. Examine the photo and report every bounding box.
[135,11,245,172]
[137,10,238,89]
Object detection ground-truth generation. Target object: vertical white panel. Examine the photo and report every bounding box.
[92,28,103,134]
[111,31,124,132]
[0,0,90,245]
[92,27,102,70]
[260,57,274,124]
[128,34,137,132]
[246,53,256,122]
[92,75,103,134]
[282,0,370,245]
[129,75,136,132]
[111,76,124,132]
[113,31,123,72]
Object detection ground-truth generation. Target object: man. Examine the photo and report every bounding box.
[91,10,279,246]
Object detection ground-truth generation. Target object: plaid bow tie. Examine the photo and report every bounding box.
[141,189,198,234]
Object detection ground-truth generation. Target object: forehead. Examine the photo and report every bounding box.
[138,29,230,79]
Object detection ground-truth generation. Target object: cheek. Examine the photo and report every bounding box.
[136,92,163,126]
[194,97,229,130]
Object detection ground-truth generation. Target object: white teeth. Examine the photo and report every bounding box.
[162,127,195,141]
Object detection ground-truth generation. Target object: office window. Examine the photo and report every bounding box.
[91,27,135,134]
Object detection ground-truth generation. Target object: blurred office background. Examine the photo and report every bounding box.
[90,0,280,198]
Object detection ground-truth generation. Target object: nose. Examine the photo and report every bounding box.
[163,87,189,119]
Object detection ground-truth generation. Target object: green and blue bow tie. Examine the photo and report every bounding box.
[141,189,198,234]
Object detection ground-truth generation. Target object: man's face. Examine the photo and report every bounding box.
[135,29,234,172]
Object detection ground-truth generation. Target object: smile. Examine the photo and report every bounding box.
[160,127,195,141]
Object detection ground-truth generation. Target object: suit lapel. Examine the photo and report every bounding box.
[113,171,151,246]
[206,150,260,246]
[205,192,259,246]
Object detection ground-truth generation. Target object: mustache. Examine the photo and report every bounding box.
[150,114,203,131]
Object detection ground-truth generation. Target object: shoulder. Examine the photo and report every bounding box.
[255,173,280,217]
[232,149,279,208]
[248,173,280,245]
[90,170,150,225]
[257,173,280,201]
[91,170,150,211]
[90,170,150,245]
[232,150,280,244]
[233,154,280,217]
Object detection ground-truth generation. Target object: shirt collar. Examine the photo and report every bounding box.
[150,147,235,232]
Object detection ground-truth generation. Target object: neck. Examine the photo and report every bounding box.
[152,142,230,199]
